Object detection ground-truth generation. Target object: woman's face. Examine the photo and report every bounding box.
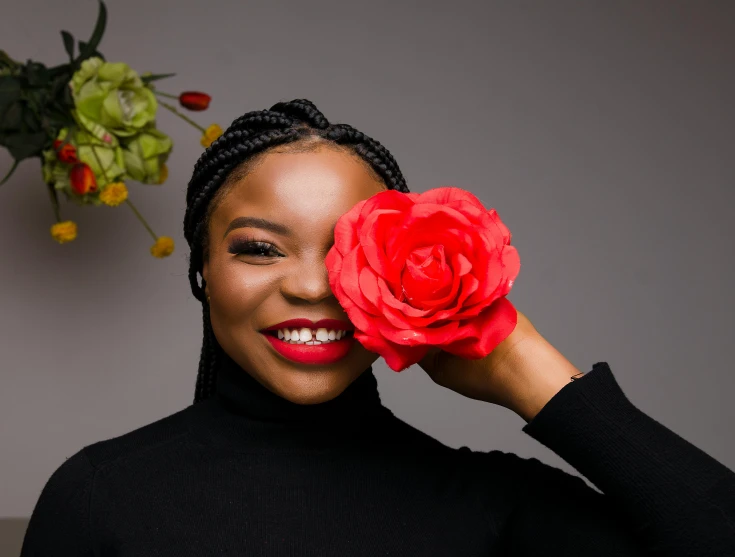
[202,143,386,405]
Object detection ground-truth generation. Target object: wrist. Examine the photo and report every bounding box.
[494,332,583,423]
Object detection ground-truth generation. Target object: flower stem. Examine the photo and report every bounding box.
[158,100,207,133]
[89,143,111,185]
[125,198,158,241]
[89,143,157,241]
[47,183,61,222]
[152,90,179,100]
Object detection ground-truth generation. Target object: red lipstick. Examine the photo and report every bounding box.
[260,318,355,365]
[262,318,355,332]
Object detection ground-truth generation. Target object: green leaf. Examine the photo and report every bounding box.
[0,102,22,131]
[49,71,73,100]
[76,0,107,63]
[1,131,48,160]
[61,31,75,61]
[141,73,176,84]
[0,76,21,114]
[0,159,19,186]
[25,62,50,87]
[77,41,105,61]
[47,63,72,77]
[23,107,41,132]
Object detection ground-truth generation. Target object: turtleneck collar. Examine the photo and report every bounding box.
[215,351,387,424]
[187,351,394,452]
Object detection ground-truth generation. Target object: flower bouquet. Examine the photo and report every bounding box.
[325,187,521,371]
[0,0,223,257]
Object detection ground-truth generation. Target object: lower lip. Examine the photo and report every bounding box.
[262,333,355,365]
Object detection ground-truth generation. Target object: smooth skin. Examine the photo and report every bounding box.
[203,139,582,419]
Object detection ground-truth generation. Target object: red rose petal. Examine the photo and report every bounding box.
[341,248,381,317]
[376,276,434,318]
[358,266,383,307]
[380,318,460,347]
[401,245,453,303]
[360,209,405,280]
[357,189,413,230]
[407,203,474,228]
[333,199,367,256]
[355,331,429,372]
[415,187,487,211]
[380,304,419,330]
[487,208,512,245]
[441,298,518,358]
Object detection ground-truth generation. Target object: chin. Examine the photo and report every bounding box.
[270,366,355,406]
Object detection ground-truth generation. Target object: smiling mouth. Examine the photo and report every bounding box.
[262,329,355,345]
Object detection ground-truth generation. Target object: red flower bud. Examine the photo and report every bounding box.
[179,91,212,111]
[53,139,78,164]
[69,163,98,195]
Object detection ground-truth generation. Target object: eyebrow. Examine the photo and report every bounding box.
[222,216,292,240]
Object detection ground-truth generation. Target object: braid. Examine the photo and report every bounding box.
[183,99,410,404]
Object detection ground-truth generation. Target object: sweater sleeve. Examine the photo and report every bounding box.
[20,448,97,556]
[498,361,735,556]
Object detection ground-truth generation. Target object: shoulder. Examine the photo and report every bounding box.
[31,403,201,516]
[80,402,201,470]
[29,402,205,513]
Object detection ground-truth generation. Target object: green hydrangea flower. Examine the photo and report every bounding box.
[42,127,126,206]
[70,57,158,138]
[121,127,173,184]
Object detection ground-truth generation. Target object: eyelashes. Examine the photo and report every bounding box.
[227,235,283,258]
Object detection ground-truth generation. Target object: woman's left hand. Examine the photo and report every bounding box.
[418,308,583,422]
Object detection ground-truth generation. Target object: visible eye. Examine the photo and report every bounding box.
[228,235,283,258]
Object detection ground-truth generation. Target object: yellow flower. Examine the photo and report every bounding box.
[150,236,175,258]
[200,124,223,148]
[50,221,78,243]
[157,163,168,184]
[99,182,129,206]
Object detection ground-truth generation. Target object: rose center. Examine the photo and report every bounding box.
[400,244,453,305]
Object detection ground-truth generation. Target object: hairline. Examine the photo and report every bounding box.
[201,136,386,260]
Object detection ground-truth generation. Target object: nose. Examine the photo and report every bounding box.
[280,254,333,305]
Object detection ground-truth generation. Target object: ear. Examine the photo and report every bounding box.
[202,260,209,298]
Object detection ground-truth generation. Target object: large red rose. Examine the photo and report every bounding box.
[325,187,520,372]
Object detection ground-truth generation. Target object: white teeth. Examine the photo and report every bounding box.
[275,327,350,344]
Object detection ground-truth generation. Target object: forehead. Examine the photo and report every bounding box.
[212,146,386,231]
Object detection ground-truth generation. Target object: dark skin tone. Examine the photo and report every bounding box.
[202,142,387,405]
[202,139,580,419]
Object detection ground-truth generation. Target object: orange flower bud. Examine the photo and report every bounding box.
[53,139,78,164]
[69,163,98,195]
[179,91,211,111]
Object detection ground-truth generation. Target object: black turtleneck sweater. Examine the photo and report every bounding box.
[20,354,735,556]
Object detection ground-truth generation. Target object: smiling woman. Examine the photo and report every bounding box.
[196,137,391,406]
[19,99,735,556]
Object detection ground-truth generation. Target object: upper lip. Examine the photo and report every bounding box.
[261,319,355,332]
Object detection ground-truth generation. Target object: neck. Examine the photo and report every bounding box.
[187,351,394,452]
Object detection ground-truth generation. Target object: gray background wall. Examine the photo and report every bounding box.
[1,0,734,551]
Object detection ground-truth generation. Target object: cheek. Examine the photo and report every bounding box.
[210,257,279,317]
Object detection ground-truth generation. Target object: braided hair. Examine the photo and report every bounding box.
[184,99,410,404]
